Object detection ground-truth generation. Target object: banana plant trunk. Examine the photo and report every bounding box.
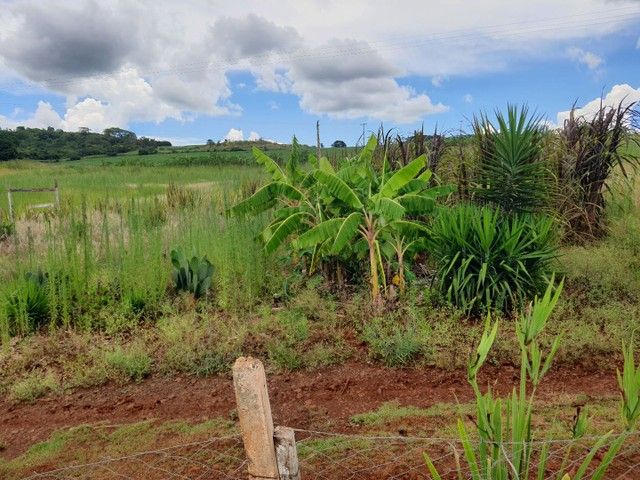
[364,214,381,305]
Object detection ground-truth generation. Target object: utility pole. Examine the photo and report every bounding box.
[316,120,321,161]
[359,122,367,150]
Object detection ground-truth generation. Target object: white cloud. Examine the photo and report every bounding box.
[556,83,640,125]
[224,128,244,142]
[0,1,639,129]
[248,131,261,141]
[288,39,447,123]
[463,93,473,103]
[431,75,446,87]
[566,47,604,70]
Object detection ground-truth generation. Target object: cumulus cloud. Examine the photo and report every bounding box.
[566,47,604,70]
[0,2,137,81]
[224,128,244,141]
[556,83,640,125]
[288,39,447,123]
[0,1,639,130]
[248,131,261,141]
[210,13,302,61]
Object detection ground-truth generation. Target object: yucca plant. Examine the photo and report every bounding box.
[424,279,638,479]
[474,105,549,214]
[170,248,214,299]
[428,204,557,314]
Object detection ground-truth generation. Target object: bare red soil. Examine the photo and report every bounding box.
[0,361,619,461]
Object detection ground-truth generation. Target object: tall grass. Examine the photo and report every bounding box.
[0,162,274,339]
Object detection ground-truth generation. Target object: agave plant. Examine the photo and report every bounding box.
[170,248,214,299]
[473,105,549,214]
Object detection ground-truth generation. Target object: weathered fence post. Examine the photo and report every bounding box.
[274,426,300,480]
[233,357,280,479]
[7,190,13,223]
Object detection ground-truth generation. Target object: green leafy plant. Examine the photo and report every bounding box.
[424,279,638,479]
[428,204,557,313]
[170,248,214,299]
[232,135,453,303]
[473,104,549,214]
[294,136,452,303]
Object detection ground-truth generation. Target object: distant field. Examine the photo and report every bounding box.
[0,145,357,213]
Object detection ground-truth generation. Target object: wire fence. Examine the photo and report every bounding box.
[21,429,640,480]
[23,434,246,480]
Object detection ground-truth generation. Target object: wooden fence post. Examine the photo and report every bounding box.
[274,426,301,480]
[7,190,13,223]
[233,357,280,480]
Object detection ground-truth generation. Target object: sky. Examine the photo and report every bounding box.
[0,0,639,146]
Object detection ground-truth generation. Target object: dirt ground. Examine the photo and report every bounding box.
[0,360,620,461]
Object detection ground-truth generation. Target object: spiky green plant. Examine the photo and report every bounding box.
[427,204,557,314]
[170,248,214,299]
[473,105,548,214]
[425,278,637,479]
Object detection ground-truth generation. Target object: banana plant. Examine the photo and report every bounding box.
[230,138,321,255]
[294,135,451,304]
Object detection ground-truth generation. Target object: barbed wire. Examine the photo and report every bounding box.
[15,428,640,479]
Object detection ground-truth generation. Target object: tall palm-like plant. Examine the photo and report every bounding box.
[474,105,548,214]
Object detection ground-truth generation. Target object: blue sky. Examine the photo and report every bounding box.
[0,0,639,146]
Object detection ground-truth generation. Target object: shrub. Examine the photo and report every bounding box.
[170,248,214,299]
[361,316,424,367]
[10,371,59,403]
[553,100,639,240]
[428,204,557,314]
[105,345,152,382]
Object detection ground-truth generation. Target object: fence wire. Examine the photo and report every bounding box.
[19,430,640,479]
[293,429,640,480]
[23,434,246,480]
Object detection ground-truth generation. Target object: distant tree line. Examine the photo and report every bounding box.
[0,126,171,161]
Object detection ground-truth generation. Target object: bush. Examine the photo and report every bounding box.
[428,204,557,313]
[362,316,425,367]
[105,345,152,382]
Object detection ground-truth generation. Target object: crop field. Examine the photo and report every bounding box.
[1,112,640,479]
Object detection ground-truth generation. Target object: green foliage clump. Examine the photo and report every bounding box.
[10,370,59,403]
[428,204,557,313]
[105,345,152,383]
[170,248,214,299]
[361,316,425,367]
